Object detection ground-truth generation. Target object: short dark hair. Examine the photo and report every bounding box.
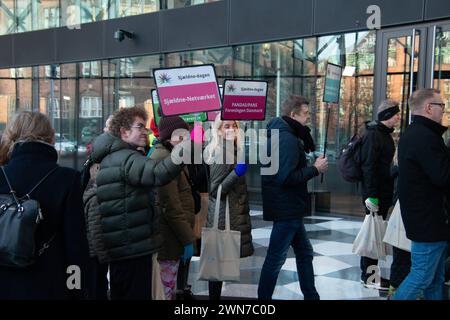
[281,95,309,116]
[109,107,148,137]
[409,89,441,114]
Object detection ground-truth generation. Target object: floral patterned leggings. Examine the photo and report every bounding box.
[158,260,180,300]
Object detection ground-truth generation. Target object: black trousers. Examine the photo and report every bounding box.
[208,281,223,300]
[177,258,191,291]
[389,247,411,288]
[109,254,153,300]
[88,258,109,300]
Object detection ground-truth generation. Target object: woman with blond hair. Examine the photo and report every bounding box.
[203,114,254,300]
[0,111,90,299]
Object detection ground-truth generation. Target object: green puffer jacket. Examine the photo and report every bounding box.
[91,133,182,262]
[207,145,254,258]
[150,143,196,260]
[83,183,109,264]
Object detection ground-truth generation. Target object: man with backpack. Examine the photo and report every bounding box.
[359,99,400,290]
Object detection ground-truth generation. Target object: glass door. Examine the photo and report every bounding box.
[376,27,427,139]
[430,23,450,141]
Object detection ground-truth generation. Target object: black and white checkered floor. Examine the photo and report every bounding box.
[188,210,393,300]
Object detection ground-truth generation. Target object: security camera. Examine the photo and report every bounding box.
[114,30,124,42]
[114,29,134,42]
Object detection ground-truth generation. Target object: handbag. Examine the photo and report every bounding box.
[0,166,58,268]
[383,200,411,252]
[197,184,241,282]
[352,211,389,260]
[151,253,166,300]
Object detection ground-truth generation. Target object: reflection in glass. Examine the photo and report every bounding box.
[57,78,76,167]
[40,0,60,29]
[434,29,450,142]
[114,0,158,18]
[0,69,16,130]
[0,30,379,215]
[165,0,219,9]
[0,0,15,35]
[386,33,420,135]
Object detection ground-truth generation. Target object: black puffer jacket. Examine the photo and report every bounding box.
[91,133,181,262]
[398,115,450,242]
[360,121,396,211]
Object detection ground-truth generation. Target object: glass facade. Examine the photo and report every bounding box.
[0,0,219,35]
[0,30,380,215]
[435,29,450,142]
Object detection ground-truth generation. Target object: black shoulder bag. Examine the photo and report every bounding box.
[0,166,58,268]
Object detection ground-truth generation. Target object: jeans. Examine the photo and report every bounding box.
[392,241,448,300]
[258,219,319,300]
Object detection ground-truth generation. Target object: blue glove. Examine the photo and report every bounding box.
[234,163,248,177]
[181,243,193,264]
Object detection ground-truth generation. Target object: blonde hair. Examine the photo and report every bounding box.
[0,111,55,164]
[204,114,242,164]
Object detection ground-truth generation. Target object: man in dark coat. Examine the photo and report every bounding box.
[91,107,185,300]
[393,89,450,300]
[359,99,400,290]
[258,95,328,300]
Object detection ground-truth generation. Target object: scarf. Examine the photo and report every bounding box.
[282,116,316,153]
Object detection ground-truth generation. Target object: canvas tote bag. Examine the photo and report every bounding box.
[352,211,389,260]
[383,200,411,252]
[198,184,241,282]
[151,253,166,300]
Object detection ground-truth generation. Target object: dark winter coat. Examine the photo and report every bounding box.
[91,133,181,262]
[83,183,109,264]
[261,117,319,221]
[0,141,90,300]
[398,115,450,242]
[150,143,195,260]
[360,121,396,212]
[207,144,254,258]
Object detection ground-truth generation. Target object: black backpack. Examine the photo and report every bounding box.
[337,134,364,183]
[0,166,58,268]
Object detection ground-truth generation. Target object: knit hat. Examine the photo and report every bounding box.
[150,118,159,138]
[158,116,189,142]
[377,99,400,121]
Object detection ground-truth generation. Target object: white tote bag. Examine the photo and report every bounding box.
[352,212,388,260]
[151,253,166,300]
[383,200,411,252]
[198,184,241,282]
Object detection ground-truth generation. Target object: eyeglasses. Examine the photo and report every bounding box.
[428,102,446,110]
[130,123,149,131]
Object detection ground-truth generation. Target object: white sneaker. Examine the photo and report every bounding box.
[362,278,390,291]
